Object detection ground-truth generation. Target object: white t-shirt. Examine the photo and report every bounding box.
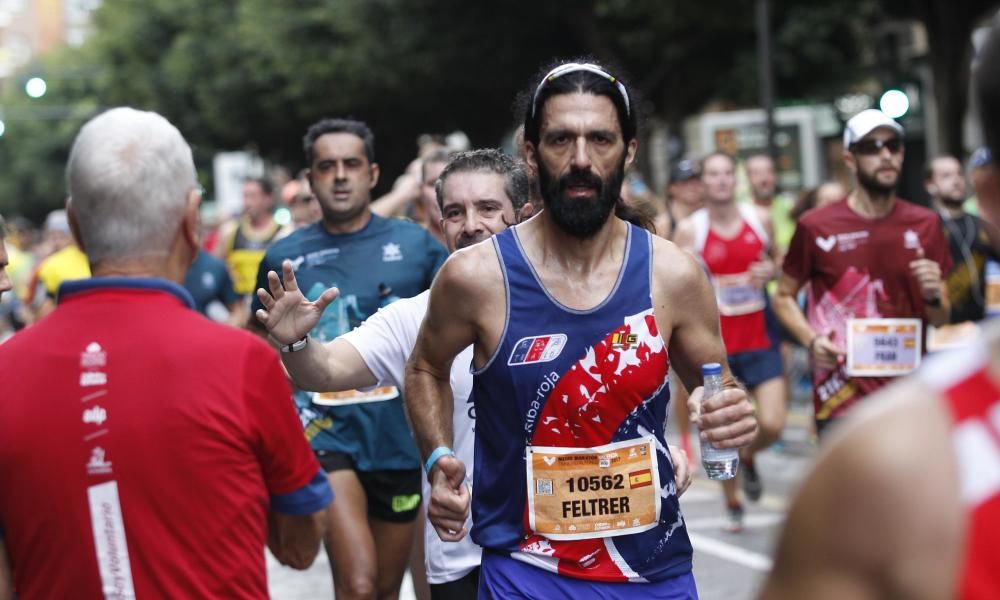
[341,290,479,584]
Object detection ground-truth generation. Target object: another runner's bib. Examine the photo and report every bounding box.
[312,385,400,405]
[845,318,922,377]
[927,322,981,353]
[527,437,660,540]
[712,272,765,316]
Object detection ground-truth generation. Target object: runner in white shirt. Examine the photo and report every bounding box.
[256,149,532,599]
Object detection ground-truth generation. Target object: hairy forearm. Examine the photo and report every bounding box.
[403,362,455,460]
[282,338,375,392]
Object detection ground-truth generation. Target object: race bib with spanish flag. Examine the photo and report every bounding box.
[526,437,660,540]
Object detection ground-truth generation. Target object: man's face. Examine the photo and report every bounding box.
[421,160,447,227]
[927,157,966,206]
[701,155,736,205]
[847,128,904,195]
[668,178,705,211]
[242,181,272,220]
[526,92,636,238]
[439,171,517,252]
[289,193,321,227]
[746,156,777,201]
[308,132,379,224]
[0,240,11,296]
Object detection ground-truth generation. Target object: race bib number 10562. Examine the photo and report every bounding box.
[526,437,661,540]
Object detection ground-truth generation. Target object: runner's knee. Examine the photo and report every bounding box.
[336,572,377,599]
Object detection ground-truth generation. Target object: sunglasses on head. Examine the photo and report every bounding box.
[851,137,903,156]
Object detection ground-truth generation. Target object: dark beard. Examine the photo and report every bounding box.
[538,156,625,238]
[856,165,898,197]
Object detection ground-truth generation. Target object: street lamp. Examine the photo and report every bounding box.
[24,77,46,99]
[879,88,909,119]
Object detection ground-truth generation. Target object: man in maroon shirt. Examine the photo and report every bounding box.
[773,109,951,435]
[0,108,332,600]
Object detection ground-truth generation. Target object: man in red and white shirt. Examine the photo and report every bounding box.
[0,108,332,600]
[773,109,951,435]
[760,22,1000,599]
[676,151,787,531]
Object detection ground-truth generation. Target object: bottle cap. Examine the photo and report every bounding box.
[701,362,722,376]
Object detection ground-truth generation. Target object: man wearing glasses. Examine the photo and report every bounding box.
[772,109,951,437]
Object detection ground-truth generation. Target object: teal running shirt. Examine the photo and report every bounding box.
[252,215,448,470]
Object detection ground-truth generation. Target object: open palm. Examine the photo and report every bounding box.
[255,260,339,344]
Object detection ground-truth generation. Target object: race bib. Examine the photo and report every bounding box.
[713,272,765,316]
[927,322,981,353]
[845,318,921,377]
[312,386,399,406]
[987,271,1000,316]
[526,437,660,540]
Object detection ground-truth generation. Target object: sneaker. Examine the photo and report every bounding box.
[742,459,763,502]
[725,503,744,534]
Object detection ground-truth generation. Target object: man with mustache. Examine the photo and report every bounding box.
[250,118,448,599]
[772,109,951,436]
[404,61,758,598]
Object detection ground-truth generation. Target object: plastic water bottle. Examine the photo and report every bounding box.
[986,260,1000,319]
[700,363,739,480]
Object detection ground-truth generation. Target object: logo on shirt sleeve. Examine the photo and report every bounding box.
[508,334,568,366]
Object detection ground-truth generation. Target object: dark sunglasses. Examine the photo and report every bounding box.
[851,138,903,156]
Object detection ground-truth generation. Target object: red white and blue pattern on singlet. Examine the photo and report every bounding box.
[922,342,1000,599]
[470,224,692,583]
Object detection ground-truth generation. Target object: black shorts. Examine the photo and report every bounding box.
[431,567,480,600]
[315,450,422,522]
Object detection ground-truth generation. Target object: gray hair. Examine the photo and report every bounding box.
[66,107,196,264]
[434,149,529,212]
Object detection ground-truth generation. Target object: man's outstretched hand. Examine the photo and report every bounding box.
[255,260,339,344]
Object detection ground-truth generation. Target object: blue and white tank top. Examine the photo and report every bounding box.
[470,223,692,583]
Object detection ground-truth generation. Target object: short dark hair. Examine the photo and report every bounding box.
[303,118,376,166]
[434,149,530,212]
[520,59,638,147]
[923,155,961,182]
[243,177,273,196]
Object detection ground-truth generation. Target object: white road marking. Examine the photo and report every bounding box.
[689,532,773,571]
[684,512,784,531]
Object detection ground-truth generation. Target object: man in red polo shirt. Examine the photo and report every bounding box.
[0,107,332,600]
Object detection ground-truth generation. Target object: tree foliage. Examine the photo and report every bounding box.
[0,0,970,222]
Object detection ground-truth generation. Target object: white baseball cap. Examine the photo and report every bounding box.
[843,109,904,148]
